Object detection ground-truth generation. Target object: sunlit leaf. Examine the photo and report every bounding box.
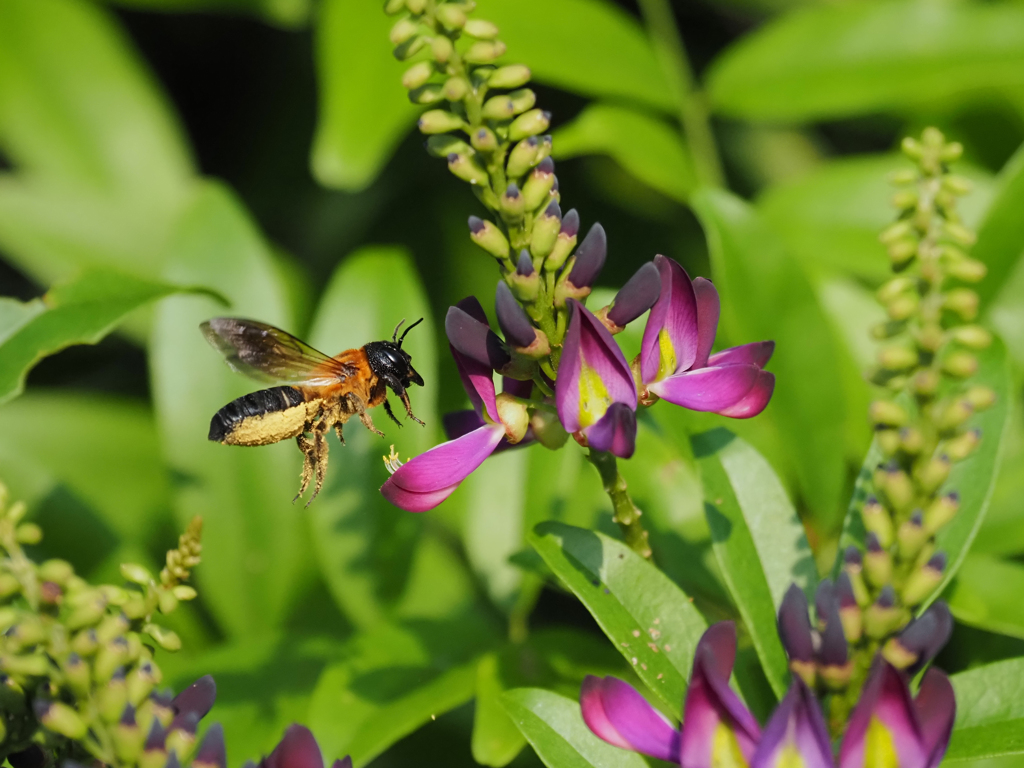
[976,143,1024,309]
[553,103,694,204]
[473,653,528,768]
[946,657,1024,761]
[945,554,1024,640]
[529,521,707,717]
[707,0,1024,122]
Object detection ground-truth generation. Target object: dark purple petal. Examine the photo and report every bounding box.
[899,602,953,674]
[567,223,607,288]
[778,584,814,663]
[585,402,636,459]
[839,662,926,768]
[495,281,536,347]
[648,364,759,412]
[915,668,955,768]
[331,760,352,768]
[443,410,486,440]
[561,208,580,237]
[171,676,216,731]
[445,305,511,371]
[516,250,534,276]
[815,579,848,666]
[555,300,637,433]
[709,341,775,370]
[692,277,720,370]
[194,724,226,768]
[752,678,833,768]
[264,725,324,768]
[502,377,534,399]
[607,262,661,328]
[641,256,699,384]
[380,424,504,512]
[580,676,681,761]
[145,719,168,751]
[450,344,499,423]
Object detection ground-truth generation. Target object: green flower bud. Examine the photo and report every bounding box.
[165,729,196,759]
[869,400,908,428]
[418,110,464,134]
[489,64,530,89]
[530,409,570,450]
[915,454,951,495]
[468,217,510,259]
[941,174,972,195]
[40,701,87,739]
[943,221,976,247]
[887,238,918,268]
[530,202,562,259]
[463,40,506,64]
[114,715,146,765]
[902,554,945,606]
[172,585,197,602]
[901,136,923,159]
[899,426,924,454]
[862,497,894,548]
[123,595,149,620]
[508,88,536,114]
[401,61,434,90]
[158,590,178,615]
[95,640,129,683]
[16,523,41,545]
[67,600,106,631]
[495,393,530,444]
[435,3,465,29]
[916,323,944,353]
[521,159,555,210]
[912,369,940,397]
[965,385,996,410]
[897,512,928,561]
[0,608,16,633]
[431,35,454,63]
[0,573,21,600]
[935,398,973,432]
[952,325,992,349]
[409,83,444,105]
[499,184,525,221]
[943,350,978,378]
[506,136,541,178]
[877,428,900,456]
[843,551,871,607]
[863,592,903,640]
[64,653,91,697]
[874,464,914,513]
[39,559,74,585]
[889,168,917,185]
[71,628,99,656]
[393,36,427,60]
[545,214,579,272]
[97,612,130,644]
[99,672,129,723]
[383,0,405,15]
[891,190,918,210]
[425,134,471,158]
[127,661,161,706]
[447,152,489,185]
[389,17,418,45]
[2,653,50,677]
[886,293,918,320]
[864,543,893,589]
[508,252,540,301]
[440,76,467,101]
[121,563,153,586]
[878,345,918,371]
[924,493,959,534]
[471,127,498,152]
[464,18,499,38]
[940,142,964,161]
[879,221,914,244]
[944,428,980,461]
[947,257,987,282]
[508,109,550,141]
[877,276,916,303]
[144,624,181,652]
[405,0,426,12]
[482,94,515,120]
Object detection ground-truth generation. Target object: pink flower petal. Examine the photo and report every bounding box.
[709,340,775,370]
[580,677,680,762]
[641,256,699,384]
[915,669,955,768]
[716,370,775,419]
[379,480,461,513]
[840,662,927,768]
[585,402,636,459]
[381,424,504,499]
[692,277,720,370]
[648,365,759,412]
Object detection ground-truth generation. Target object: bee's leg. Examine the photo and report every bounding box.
[382,398,402,428]
[333,422,345,445]
[294,432,315,503]
[399,389,426,426]
[306,420,330,507]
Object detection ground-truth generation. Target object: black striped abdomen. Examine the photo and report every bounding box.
[209,386,310,446]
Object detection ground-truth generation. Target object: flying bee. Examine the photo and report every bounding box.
[200,317,425,505]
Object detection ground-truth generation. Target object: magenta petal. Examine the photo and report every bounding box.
[450,344,500,423]
[649,364,759,412]
[380,424,504,512]
[840,662,927,768]
[709,341,775,370]
[579,677,681,762]
[585,402,636,459]
[753,679,833,768]
[915,669,955,768]
[692,277,720,370]
[380,480,461,513]
[716,371,775,419]
[641,256,699,383]
[264,725,324,768]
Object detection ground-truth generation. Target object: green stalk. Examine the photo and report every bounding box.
[587,449,652,559]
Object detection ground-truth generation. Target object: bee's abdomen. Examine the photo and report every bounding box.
[209,386,307,445]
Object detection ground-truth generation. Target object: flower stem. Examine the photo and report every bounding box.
[636,0,724,188]
[587,449,652,559]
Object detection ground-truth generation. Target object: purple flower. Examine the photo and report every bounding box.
[640,255,774,418]
[255,725,350,768]
[556,299,638,458]
[381,301,529,512]
[839,662,955,768]
[580,623,760,767]
[753,678,832,768]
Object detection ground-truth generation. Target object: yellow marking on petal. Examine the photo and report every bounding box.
[577,362,611,429]
[657,328,678,381]
[864,717,899,768]
[712,721,749,768]
[774,742,806,768]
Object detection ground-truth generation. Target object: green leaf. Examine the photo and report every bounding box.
[692,428,814,699]
[758,154,995,282]
[976,143,1024,309]
[692,187,847,533]
[837,338,1012,603]
[529,521,707,717]
[707,0,1024,122]
[311,0,420,190]
[946,657,1024,761]
[0,269,211,406]
[477,0,676,112]
[307,616,498,766]
[501,688,649,768]
[971,411,1024,557]
[472,654,528,768]
[150,181,314,638]
[303,245,438,628]
[552,104,694,204]
[945,554,1024,640]
[100,0,309,28]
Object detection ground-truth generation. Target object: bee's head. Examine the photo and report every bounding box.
[365,318,425,390]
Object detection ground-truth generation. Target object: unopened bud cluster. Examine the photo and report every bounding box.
[0,481,207,768]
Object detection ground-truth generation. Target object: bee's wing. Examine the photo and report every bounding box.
[200,317,357,386]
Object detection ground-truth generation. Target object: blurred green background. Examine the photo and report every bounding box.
[1,0,1024,765]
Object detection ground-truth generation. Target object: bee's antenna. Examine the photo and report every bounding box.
[392,318,406,343]
[399,317,424,347]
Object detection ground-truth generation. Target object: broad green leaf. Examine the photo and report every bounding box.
[101,0,309,27]
[837,338,1012,604]
[707,0,1024,122]
[692,187,847,533]
[473,654,528,768]
[971,410,1024,556]
[945,554,1024,640]
[0,296,44,343]
[311,0,419,190]
[150,181,314,638]
[501,688,650,768]
[692,428,813,699]
[758,154,994,282]
[0,269,211,406]
[307,616,498,766]
[553,104,694,204]
[529,521,707,717]
[977,143,1024,309]
[303,245,438,628]
[478,0,676,112]
[989,253,1024,366]
[946,657,1024,761]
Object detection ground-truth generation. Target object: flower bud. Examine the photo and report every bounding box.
[401,61,433,90]
[944,288,979,320]
[495,393,530,444]
[509,109,551,142]
[67,599,105,631]
[951,325,992,349]
[64,653,91,697]
[912,368,940,397]
[441,75,468,100]
[408,83,444,105]
[945,428,981,461]
[193,723,226,768]
[16,523,41,545]
[943,221,976,247]
[815,580,851,690]
[405,0,426,12]
[886,293,919,321]
[463,40,506,64]
[431,35,454,63]
[605,262,661,329]
[506,136,541,178]
[100,670,130,723]
[965,385,996,410]
[915,454,951,495]
[418,110,464,134]
[864,533,892,588]
[468,216,510,260]
[896,426,923,455]
[71,628,99,656]
[508,88,536,114]
[464,18,499,38]
[902,552,946,606]
[498,183,525,221]
[0,574,20,600]
[777,584,816,687]
[482,94,515,120]
[37,701,87,739]
[383,0,405,14]
[425,134,471,158]
[435,3,465,29]
[891,190,918,211]
[38,559,73,586]
[530,409,569,450]
[924,492,959,534]
[861,496,894,549]
[470,127,497,153]
[448,152,489,186]
[863,586,902,639]
[869,400,908,428]
[95,638,129,682]
[530,202,562,259]
[887,238,918,269]
[545,208,579,271]
[144,624,181,652]
[495,282,536,348]
[880,222,914,244]
[874,463,914,513]
[127,661,160,706]
[389,17,418,45]
[897,510,928,561]
[489,64,530,89]
[567,223,607,289]
[96,612,130,644]
[836,572,862,643]
[936,398,973,432]
[446,304,511,370]
[947,257,987,282]
[508,251,540,301]
[885,601,953,673]
[878,345,918,371]
[843,547,871,606]
[942,350,978,378]
[393,35,426,60]
[521,157,555,210]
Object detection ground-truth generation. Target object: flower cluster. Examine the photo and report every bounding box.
[581,622,955,768]
[0,481,204,768]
